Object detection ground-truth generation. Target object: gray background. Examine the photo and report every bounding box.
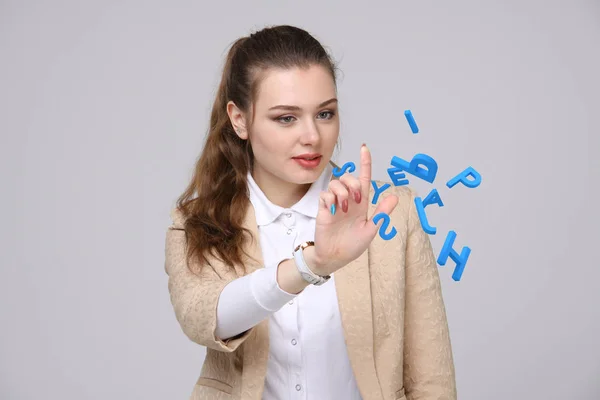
[1,0,598,399]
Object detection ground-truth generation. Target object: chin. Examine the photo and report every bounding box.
[293,167,324,184]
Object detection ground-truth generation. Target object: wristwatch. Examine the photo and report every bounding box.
[292,241,331,286]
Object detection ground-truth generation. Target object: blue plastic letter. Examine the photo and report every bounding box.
[414,197,436,234]
[332,161,356,177]
[390,153,438,183]
[371,181,391,205]
[446,166,481,189]
[387,165,409,186]
[422,188,444,208]
[437,230,471,281]
[372,212,398,240]
[404,109,419,134]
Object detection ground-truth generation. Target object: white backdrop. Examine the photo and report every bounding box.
[1,1,598,399]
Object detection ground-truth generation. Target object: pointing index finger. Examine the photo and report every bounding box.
[359,143,371,195]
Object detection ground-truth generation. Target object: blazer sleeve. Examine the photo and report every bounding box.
[402,187,458,400]
[164,207,255,352]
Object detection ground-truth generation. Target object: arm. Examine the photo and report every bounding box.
[215,261,296,340]
[164,208,252,352]
[164,208,312,350]
[216,247,319,339]
[402,187,457,399]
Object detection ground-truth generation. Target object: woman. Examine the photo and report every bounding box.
[165,25,456,400]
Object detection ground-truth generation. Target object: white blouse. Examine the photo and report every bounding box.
[215,162,363,400]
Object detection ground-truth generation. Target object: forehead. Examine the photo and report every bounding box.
[254,65,336,110]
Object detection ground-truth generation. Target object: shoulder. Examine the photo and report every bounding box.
[368,179,425,236]
[169,207,187,230]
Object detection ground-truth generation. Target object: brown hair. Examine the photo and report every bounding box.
[174,25,340,275]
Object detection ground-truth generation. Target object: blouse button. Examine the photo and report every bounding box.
[287,229,292,235]
[291,339,297,345]
[295,384,302,391]
[286,213,292,218]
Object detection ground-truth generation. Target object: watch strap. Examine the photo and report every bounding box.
[292,241,331,286]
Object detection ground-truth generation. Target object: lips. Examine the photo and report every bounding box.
[293,154,321,160]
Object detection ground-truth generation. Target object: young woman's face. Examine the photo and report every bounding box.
[245,64,339,195]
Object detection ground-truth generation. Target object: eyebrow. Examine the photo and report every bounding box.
[268,98,338,111]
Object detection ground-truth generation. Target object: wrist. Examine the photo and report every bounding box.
[277,258,310,294]
[302,246,327,276]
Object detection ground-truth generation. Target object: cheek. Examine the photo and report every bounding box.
[251,127,287,157]
[323,125,340,145]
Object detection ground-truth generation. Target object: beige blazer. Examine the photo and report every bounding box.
[164,176,457,400]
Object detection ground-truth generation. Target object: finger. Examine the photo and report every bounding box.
[328,180,350,213]
[319,191,337,214]
[338,173,362,204]
[358,144,372,198]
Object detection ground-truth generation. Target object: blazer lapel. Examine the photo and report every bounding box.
[335,253,383,400]
[239,203,271,399]
[329,161,383,400]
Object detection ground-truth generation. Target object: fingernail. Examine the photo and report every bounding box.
[330,204,336,215]
[361,143,367,150]
[342,199,348,213]
[355,191,361,203]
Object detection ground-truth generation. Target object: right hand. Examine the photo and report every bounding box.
[307,144,399,276]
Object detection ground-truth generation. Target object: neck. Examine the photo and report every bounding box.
[251,160,337,209]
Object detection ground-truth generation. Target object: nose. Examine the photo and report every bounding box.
[299,120,320,145]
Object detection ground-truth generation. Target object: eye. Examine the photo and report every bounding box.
[317,110,336,120]
[276,115,296,124]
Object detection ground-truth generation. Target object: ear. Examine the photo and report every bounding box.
[226,101,248,140]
